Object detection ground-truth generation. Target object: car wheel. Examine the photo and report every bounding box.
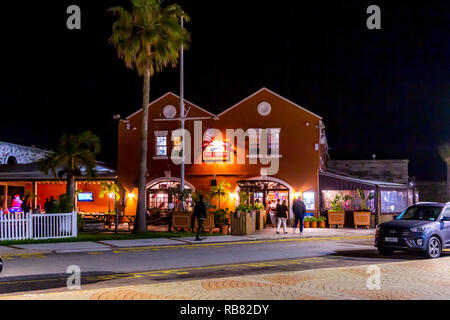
[425,237,441,259]
[378,247,394,256]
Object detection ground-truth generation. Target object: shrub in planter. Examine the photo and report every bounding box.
[353,189,374,229]
[310,217,318,228]
[317,216,326,228]
[303,216,311,228]
[328,193,352,227]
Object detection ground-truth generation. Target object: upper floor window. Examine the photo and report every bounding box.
[154,131,168,157]
[155,137,167,156]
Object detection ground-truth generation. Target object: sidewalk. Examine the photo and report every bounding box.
[0,227,374,256]
[4,256,450,300]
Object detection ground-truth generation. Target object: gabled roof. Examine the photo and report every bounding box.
[125,88,322,120]
[216,87,322,119]
[126,92,216,120]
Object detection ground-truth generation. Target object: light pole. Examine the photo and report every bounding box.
[180,17,185,210]
[113,114,121,233]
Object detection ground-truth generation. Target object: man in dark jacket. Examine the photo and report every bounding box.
[292,196,307,235]
[193,195,207,241]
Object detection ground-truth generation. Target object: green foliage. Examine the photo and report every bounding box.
[77,214,84,231]
[356,189,374,211]
[238,190,251,204]
[40,131,101,179]
[330,193,352,212]
[209,180,231,210]
[317,216,326,222]
[235,202,251,213]
[168,186,192,204]
[108,0,190,77]
[40,131,101,211]
[252,202,265,211]
[213,208,229,226]
[99,182,121,201]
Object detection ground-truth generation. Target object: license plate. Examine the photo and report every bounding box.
[385,237,398,243]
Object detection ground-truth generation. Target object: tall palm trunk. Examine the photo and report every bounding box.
[67,173,75,212]
[134,69,151,233]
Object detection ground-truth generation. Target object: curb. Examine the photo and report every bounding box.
[0,234,375,256]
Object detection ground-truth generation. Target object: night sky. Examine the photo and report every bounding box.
[0,1,448,181]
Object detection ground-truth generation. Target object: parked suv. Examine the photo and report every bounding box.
[375,202,450,259]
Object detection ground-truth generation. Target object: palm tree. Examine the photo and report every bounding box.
[439,143,450,201]
[210,181,231,211]
[40,131,101,211]
[109,0,190,233]
[99,182,121,213]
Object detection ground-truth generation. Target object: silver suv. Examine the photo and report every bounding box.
[375,202,450,259]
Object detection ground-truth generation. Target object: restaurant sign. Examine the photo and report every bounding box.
[203,139,233,162]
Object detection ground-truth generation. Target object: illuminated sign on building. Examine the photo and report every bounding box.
[203,139,233,162]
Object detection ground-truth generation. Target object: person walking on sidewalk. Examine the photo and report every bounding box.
[193,195,207,241]
[292,196,307,235]
[276,199,288,234]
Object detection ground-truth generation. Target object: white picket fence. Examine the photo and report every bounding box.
[0,212,78,241]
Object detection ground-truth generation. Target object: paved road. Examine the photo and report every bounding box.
[2,235,448,298]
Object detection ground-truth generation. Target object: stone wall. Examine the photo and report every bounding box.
[416,181,448,203]
[0,141,50,164]
[327,159,409,184]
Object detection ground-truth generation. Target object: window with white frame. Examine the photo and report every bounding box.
[154,131,168,157]
[268,128,280,155]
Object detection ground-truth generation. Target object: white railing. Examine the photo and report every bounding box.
[0,212,78,241]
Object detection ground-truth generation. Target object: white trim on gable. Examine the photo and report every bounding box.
[216,87,322,120]
[126,92,216,120]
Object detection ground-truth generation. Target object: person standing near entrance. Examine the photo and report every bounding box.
[292,196,307,235]
[276,199,288,234]
[193,194,207,241]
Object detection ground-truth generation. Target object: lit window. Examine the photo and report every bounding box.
[173,136,182,147]
[155,136,167,156]
[303,191,315,211]
[248,129,260,156]
[268,129,280,154]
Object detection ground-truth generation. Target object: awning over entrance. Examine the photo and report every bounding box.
[237,180,289,191]
[319,171,409,191]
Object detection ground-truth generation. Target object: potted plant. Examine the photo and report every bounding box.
[328,193,352,228]
[310,217,318,228]
[303,216,311,228]
[214,208,229,234]
[353,189,374,229]
[317,216,326,228]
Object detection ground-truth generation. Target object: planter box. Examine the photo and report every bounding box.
[353,211,371,229]
[310,221,317,228]
[230,212,255,235]
[328,211,345,228]
[194,213,214,233]
[318,221,326,228]
[304,221,310,228]
[172,212,192,232]
[255,210,266,230]
[81,221,104,232]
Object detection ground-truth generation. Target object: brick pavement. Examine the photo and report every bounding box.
[3,256,450,300]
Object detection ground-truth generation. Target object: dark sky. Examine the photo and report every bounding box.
[0,0,448,181]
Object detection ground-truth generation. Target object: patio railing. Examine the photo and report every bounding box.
[0,212,78,241]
